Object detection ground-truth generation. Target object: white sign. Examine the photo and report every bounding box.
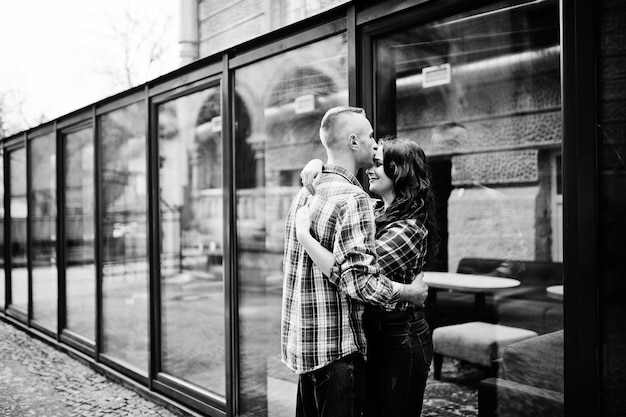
[422,63,451,88]
[294,94,316,114]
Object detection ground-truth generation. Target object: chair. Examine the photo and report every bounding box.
[432,321,538,379]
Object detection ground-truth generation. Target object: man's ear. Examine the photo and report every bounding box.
[348,134,359,150]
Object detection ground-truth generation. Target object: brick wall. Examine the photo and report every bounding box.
[197,0,349,58]
[198,0,269,58]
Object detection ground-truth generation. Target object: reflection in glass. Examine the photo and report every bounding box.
[64,127,96,341]
[158,86,225,395]
[234,34,348,416]
[31,133,58,331]
[381,0,562,272]
[375,1,563,414]
[9,148,28,313]
[101,103,149,372]
[199,0,349,57]
[0,154,4,311]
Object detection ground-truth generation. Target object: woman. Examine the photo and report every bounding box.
[295,137,437,417]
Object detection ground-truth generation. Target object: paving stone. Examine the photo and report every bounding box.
[1,319,482,417]
[0,321,181,417]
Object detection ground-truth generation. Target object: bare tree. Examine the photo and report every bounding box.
[94,1,177,91]
[0,90,47,137]
[0,93,6,139]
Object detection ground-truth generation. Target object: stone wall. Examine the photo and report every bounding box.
[199,0,269,58]
[397,40,562,270]
[447,186,538,272]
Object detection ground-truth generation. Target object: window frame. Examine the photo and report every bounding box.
[27,126,59,338]
[0,1,603,416]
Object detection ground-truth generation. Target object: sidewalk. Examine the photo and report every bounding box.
[0,320,180,417]
[0,318,480,417]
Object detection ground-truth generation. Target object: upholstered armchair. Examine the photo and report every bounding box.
[478,330,564,417]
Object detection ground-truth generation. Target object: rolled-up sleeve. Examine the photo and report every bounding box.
[327,194,400,307]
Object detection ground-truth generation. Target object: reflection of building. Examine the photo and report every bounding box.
[395,40,562,269]
[0,1,624,417]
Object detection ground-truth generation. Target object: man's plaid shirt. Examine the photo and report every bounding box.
[281,165,401,374]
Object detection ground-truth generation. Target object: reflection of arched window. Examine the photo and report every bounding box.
[267,66,337,107]
[194,92,256,190]
[234,94,256,189]
[194,92,222,190]
[265,66,339,187]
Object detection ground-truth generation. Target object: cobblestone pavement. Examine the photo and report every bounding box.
[0,318,480,417]
[0,321,180,417]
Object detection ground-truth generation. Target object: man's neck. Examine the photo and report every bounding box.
[326,155,358,176]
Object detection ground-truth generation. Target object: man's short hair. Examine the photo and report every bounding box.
[319,106,366,148]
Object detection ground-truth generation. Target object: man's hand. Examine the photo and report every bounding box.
[399,271,428,307]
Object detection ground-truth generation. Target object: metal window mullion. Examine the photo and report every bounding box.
[222,53,238,417]
[4,144,12,309]
[26,134,33,325]
[1,142,6,312]
[56,122,68,341]
[147,87,162,390]
[93,107,103,362]
[560,0,600,416]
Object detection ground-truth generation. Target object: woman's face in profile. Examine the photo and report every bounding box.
[366,146,394,199]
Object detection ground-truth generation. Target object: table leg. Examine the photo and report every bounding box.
[474,292,487,320]
[427,288,439,328]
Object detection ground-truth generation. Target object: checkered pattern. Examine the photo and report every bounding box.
[371,200,428,311]
[281,165,400,374]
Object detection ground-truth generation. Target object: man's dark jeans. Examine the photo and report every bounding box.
[296,352,366,417]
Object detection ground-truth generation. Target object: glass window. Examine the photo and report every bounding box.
[373,1,563,414]
[0,153,4,311]
[234,33,348,416]
[198,0,349,57]
[100,103,149,372]
[9,147,27,314]
[64,126,96,341]
[30,132,58,331]
[157,85,225,396]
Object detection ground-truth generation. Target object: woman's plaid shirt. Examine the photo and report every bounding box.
[281,165,401,374]
[370,200,429,312]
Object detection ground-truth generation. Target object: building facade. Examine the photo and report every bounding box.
[0,0,624,416]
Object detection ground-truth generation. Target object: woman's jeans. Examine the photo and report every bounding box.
[364,308,433,417]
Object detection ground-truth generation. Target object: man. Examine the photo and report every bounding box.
[281,106,429,417]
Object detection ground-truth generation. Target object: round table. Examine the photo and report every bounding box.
[423,271,521,292]
[546,284,564,300]
[423,271,521,320]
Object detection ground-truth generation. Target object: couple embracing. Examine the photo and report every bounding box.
[282,106,437,417]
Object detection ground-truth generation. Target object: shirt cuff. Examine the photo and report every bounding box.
[329,264,341,286]
[387,281,402,309]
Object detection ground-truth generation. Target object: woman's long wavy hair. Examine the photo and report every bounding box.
[374,136,440,262]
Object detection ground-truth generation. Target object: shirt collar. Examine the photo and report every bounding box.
[373,199,385,213]
[322,164,362,188]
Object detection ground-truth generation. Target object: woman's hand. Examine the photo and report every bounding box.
[301,159,324,194]
[295,205,312,242]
